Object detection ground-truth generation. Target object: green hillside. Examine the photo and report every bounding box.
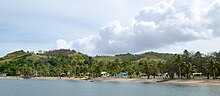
[0,49,219,80]
[115,51,173,61]
[135,56,166,63]
[94,56,120,62]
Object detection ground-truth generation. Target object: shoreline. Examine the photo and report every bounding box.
[90,77,160,83]
[0,76,82,80]
[162,79,220,86]
[1,76,220,85]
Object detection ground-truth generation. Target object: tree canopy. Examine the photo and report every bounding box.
[0,49,220,79]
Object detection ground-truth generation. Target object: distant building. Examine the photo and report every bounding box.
[114,72,128,78]
[193,73,202,76]
[0,74,7,77]
[101,72,109,78]
[193,73,202,78]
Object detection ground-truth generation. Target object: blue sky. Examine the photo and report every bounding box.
[0,0,220,56]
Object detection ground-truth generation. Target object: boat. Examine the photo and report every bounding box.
[87,80,94,82]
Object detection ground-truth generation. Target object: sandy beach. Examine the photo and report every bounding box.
[32,77,82,80]
[90,77,160,83]
[163,79,220,85]
[0,76,160,83]
[0,76,81,80]
[90,78,220,85]
[1,76,220,85]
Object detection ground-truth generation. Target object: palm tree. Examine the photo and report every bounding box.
[156,61,165,77]
[145,63,152,79]
[91,61,102,77]
[165,59,175,79]
[192,51,205,74]
[182,62,197,79]
[139,60,152,79]
[69,54,85,76]
[206,58,219,79]
[174,54,183,78]
[114,58,121,73]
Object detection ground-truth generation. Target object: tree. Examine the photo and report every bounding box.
[182,49,193,79]
[206,58,219,79]
[139,60,152,79]
[91,61,102,77]
[192,51,205,74]
[21,64,33,77]
[182,62,197,79]
[165,59,175,79]
[126,62,137,78]
[174,54,183,78]
[69,54,85,76]
[157,61,165,77]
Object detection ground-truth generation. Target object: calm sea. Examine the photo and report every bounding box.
[0,79,219,96]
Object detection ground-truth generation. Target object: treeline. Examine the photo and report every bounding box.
[115,52,173,61]
[0,49,220,79]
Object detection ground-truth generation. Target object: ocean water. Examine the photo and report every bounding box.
[0,79,219,96]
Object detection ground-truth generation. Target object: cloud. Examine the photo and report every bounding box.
[58,0,220,55]
[155,37,220,54]
[206,0,220,36]
[0,0,162,57]
[56,39,72,49]
[72,35,98,53]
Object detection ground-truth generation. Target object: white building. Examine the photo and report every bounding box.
[101,72,109,78]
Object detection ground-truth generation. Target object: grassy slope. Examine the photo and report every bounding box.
[93,56,120,62]
[0,53,47,64]
[135,56,166,63]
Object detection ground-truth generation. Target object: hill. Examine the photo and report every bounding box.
[115,51,174,61]
[93,56,120,62]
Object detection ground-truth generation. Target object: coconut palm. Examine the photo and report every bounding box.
[139,60,152,79]
[174,54,183,78]
[182,62,197,79]
[156,61,165,76]
[192,51,205,74]
[206,58,219,79]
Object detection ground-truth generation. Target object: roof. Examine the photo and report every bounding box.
[193,73,202,75]
[101,72,107,74]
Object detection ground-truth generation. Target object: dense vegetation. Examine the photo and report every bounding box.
[0,49,220,79]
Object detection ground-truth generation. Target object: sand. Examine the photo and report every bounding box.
[1,76,220,85]
[0,76,81,80]
[90,77,159,83]
[163,79,220,85]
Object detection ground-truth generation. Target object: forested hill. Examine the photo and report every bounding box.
[0,49,172,76]
[115,52,174,61]
[0,49,92,65]
[0,49,173,62]
[1,49,220,79]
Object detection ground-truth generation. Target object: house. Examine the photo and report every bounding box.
[101,72,109,78]
[114,72,128,78]
[162,73,169,79]
[192,73,202,78]
[0,74,7,77]
[193,73,202,76]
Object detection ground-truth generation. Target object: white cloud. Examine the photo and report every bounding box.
[155,37,220,54]
[0,0,162,57]
[72,35,98,54]
[57,0,220,55]
[206,0,220,36]
[56,39,72,49]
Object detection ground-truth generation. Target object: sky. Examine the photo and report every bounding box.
[0,0,220,57]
